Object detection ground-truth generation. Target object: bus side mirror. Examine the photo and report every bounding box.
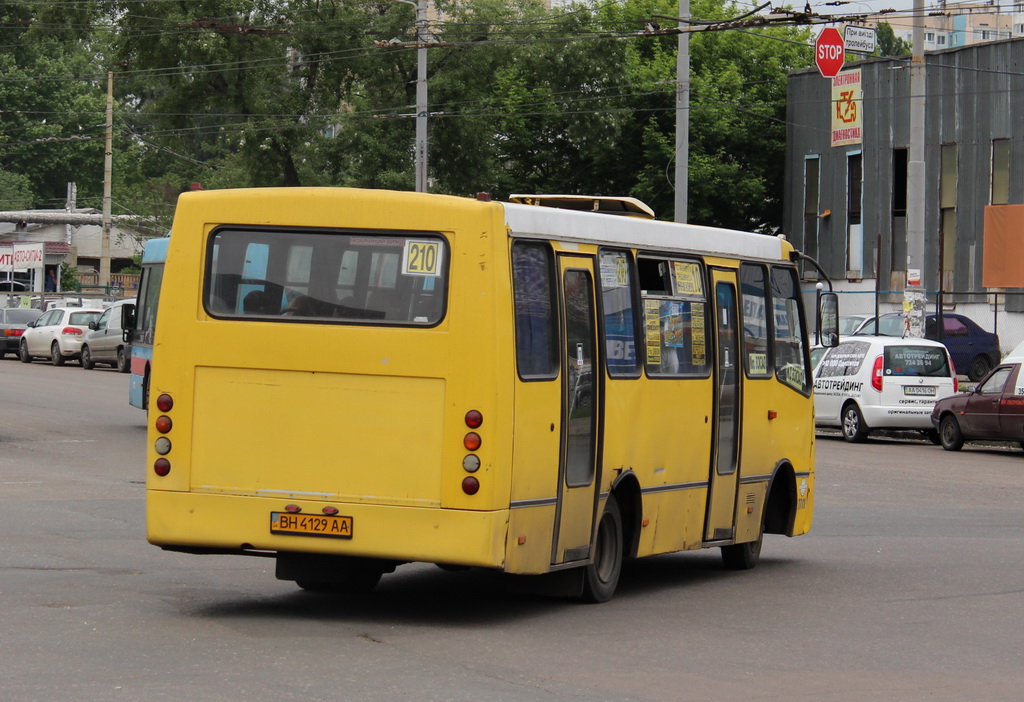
[818,292,839,347]
[122,304,136,345]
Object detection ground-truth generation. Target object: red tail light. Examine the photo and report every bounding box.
[61,326,83,336]
[950,357,958,392]
[871,355,884,392]
[4,329,23,337]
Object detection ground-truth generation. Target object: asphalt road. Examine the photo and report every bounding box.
[2,357,1023,701]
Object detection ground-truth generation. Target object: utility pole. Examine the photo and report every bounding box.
[905,0,927,336]
[100,71,113,288]
[674,0,690,223]
[413,0,429,192]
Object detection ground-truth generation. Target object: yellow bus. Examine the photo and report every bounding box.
[146,187,838,602]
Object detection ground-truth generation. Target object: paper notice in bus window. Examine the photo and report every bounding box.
[600,253,629,289]
[690,302,706,365]
[749,353,768,374]
[644,299,661,364]
[402,240,442,277]
[662,302,685,348]
[672,261,703,296]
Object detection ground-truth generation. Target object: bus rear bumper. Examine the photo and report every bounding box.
[147,490,510,569]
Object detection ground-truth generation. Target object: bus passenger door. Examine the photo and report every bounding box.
[705,272,741,541]
[553,256,601,565]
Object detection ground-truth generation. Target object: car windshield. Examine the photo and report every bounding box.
[838,316,866,335]
[4,309,41,324]
[883,345,950,377]
[68,311,102,325]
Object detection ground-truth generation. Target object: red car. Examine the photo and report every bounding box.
[0,307,44,358]
[931,362,1024,451]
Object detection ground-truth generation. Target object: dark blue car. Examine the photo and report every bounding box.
[854,312,1000,381]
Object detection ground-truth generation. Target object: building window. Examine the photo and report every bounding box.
[892,148,908,275]
[940,144,957,290]
[992,139,1010,205]
[847,152,863,277]
[802,156,820,278]
[937,35,946,45]
[925,32,935,42]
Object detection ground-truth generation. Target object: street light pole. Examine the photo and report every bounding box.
[414,0,429,193]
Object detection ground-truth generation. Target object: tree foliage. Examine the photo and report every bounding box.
[876,22,911,57]
[0,0,812,231]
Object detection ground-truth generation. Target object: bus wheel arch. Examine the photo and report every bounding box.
[609,471,642,559]
[764,461,798,537]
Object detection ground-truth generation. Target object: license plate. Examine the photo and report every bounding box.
[271,512,353,539]
[903,385,936,396]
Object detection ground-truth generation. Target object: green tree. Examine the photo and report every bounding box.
[876,22,911,57]
[0,2,107,208]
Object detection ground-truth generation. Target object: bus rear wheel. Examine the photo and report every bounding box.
[579,496,623,603]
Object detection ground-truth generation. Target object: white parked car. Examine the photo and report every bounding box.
[19,307,103,366]
[80,298,136,372]
[813,336,958,442]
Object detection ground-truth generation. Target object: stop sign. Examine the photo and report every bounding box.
[815,27,845,78]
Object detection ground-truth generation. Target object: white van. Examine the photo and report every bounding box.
[813,336,958,442]
[80,298,136,372]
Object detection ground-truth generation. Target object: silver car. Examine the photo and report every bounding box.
[80,299,136,372]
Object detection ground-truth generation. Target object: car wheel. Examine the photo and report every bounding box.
[19,339,32,363]
[841,403,869,443]
[81,345,94,370]
[939,414,965,451]
[923,429,941,445]
[50,341,65,366]
[579,495,624,603]
[967,355,991,382]
[116,347,130,373]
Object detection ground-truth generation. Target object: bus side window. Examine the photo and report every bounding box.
[512,241,558,379]
[770,266,809,393]
[599,249,639,377]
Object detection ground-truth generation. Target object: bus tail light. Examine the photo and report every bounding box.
[154,458,170,476]
[462,476,480,495]
[871,355,883,392]
[464,432,481,451]
[155,415,172,433]
[156,394,174,412]
[465,410,483,428]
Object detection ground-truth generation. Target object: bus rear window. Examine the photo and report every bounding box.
[205,228,448,325]
[884,345,951,377]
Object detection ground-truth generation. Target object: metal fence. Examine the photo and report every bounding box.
[830,289,1024,360]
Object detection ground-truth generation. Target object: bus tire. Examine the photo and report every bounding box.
[841,403,868,443]
[579,496,623,604]
[939,415,964,451]
[721,526,763,570]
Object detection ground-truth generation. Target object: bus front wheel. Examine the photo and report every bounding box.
[721,528,763,570]
[579,496,623,603]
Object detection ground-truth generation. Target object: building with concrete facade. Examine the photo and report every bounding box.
[783,37,1024,350]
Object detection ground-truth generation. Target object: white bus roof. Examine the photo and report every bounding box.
[502,202,787,263]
